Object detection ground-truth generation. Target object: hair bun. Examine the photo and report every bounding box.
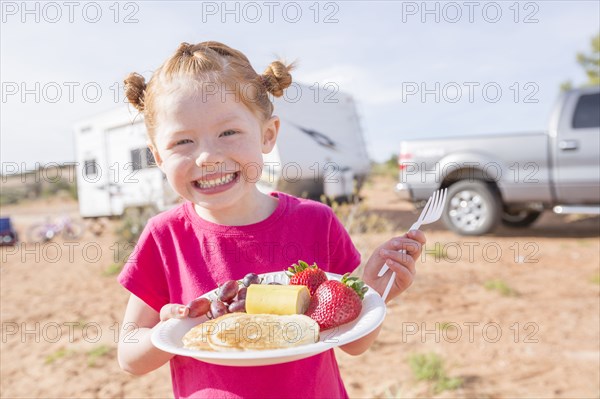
[124,72,147,112]
[177,42,195,57]
[262,61,294,97]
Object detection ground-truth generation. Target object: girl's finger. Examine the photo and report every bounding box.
[382,237,420,252]
[382,249,416,276]
[382,238,422,259]
[160,304,188,321]
[386,262,414,290]
[400,240,422,258]
[407,229,426,245]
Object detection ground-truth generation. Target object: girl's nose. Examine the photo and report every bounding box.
[194,144,224,168]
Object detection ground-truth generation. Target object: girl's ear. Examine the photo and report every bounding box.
[148,142,164,169]
[261,116,280,154]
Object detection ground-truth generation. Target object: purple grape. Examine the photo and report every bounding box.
[242,273,261,287]
[187,297,211,318]
[237,286,247,301]
[218,280,239,303]
[210,300,229,319]
[228,300,246,313]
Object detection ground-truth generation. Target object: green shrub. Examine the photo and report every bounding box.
[324,195,391,235]
[370,154,399,180]
[44,348,74,364]
[87,345,112,367]
[408,352,462,393]
[109,207,157,272]
[484,279,518,296]
[102,263,123,277]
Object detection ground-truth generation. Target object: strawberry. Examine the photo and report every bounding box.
[286,260,328,296]
[305,273,369,330]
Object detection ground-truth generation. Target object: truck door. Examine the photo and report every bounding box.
[554,90,600,204]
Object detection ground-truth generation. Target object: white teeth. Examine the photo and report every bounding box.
[196,173,236,189]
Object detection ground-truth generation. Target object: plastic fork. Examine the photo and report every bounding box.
[378,188,447,301]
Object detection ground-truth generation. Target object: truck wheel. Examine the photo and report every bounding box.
[443,180,502,236]
[501,210,541,228]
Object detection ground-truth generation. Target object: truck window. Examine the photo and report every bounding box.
[572,93,600,129]
[131,147,157,171]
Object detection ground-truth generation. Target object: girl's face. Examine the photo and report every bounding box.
[150,88,279,218]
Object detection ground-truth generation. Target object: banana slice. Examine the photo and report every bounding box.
[245,284,311,315]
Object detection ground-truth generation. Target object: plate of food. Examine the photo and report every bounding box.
[151,263,386,366]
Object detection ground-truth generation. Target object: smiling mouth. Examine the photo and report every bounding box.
[193,172,239,189]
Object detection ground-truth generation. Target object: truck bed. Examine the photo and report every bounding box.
[400,131,553,204]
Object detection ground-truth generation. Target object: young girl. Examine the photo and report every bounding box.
[117,41,426,399]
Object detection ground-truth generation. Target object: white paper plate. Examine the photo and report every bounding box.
[151,272,386,366]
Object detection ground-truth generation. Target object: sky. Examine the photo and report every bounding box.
[1,0,599,172]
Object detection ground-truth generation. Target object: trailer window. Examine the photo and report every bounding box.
[572,93,600,129]
[131,147,157,171]
[84,160,97,177]
[146,148,157,167]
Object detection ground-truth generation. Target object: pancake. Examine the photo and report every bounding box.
[182,319,219,351]
[182,313,320,352]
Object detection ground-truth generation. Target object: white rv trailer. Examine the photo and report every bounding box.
[74,83,370,218]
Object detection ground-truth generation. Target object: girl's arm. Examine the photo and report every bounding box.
[118,294,182,375]
[339,230,426,356]
[339,325,383,355]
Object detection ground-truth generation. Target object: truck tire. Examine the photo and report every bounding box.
[442,180,502,236]
[501,210,541,228]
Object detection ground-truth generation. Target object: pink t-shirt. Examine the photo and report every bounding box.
[118,192,361,399]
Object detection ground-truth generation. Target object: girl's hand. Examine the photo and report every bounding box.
[362,230,426,302]
[159,303,189,321]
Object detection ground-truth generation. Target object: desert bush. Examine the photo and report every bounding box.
[408,352,462,393]
[324,195,392,236]
[87,345,112,367]
[484,279,518,297]
[369,154,398,180]
[110,207,157,271]
[102,263,124,277]
[44,348,75,365]
[0,189,25,205]
[116,206,156,242]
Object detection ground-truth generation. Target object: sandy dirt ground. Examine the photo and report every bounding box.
[1,176,599,398]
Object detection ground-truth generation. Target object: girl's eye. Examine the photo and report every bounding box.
[175,139,193,145]
[220,130,238,137]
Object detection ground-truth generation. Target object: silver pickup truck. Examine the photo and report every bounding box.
[396,87,600,235]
